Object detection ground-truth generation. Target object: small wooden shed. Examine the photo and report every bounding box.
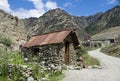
[23,29,80,65]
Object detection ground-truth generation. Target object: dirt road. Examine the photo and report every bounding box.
[62,49,120,81]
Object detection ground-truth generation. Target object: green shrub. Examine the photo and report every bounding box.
[0,64,8,77]
[0,65,23,81]
[32,64,42,79]
[76,48,87,58]
[76,48,100,66]
[0,50,64,81]
[11,66,22,81]
[48,70,64,81]
[0,51,24,65]
[0,77,9,81]
[0,37,13,47]
[61,65,67,70]
[0,51,25,81]
[82,54,100,66]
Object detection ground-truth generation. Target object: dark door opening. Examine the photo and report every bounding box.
[110,39,115,43]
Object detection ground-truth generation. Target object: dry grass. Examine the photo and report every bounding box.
[92,26,120,40]
[101,44,120,58]
[76,48,100,66]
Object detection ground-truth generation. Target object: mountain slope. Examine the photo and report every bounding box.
[74,12,103,29]
[0,9,26,49]
[92,26,120,40]
[23,8,88,39]
[23,8,104,40]
[85,6,120,35]
[23,17,38,30]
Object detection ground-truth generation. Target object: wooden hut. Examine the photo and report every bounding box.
[22,29,80,65]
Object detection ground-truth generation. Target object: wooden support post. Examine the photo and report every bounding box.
[64,42,70,65]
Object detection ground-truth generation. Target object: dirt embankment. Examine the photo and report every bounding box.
[102,43,120,58]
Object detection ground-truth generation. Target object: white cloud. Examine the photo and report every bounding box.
[45,1,57,10]
[63,2,72,7]
[28,0,45,10]
[107,0,116,4]
[0,0,11,12]
[0,0,58,18]
[11,8,45,18]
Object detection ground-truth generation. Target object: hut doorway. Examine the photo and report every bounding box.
[64,42,70,65]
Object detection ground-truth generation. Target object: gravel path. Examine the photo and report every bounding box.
[62,49,120,81]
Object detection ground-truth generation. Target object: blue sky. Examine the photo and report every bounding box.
[0,0,119,18]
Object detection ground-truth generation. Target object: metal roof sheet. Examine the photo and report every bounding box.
[23,29,79,47]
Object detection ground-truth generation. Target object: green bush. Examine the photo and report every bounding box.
[0,51,25,81]
[76,48,100,66]
[0,51,24,65]
[11,66,22,81]
[0,65,23,81]
[32,64,43,79]
[76,48,87,58]
[0,64,8,77]
[48,70,64,81]
[0,37,13,47]
[0,50,64,81]
[0,77,9,81]
[82,54,100,66]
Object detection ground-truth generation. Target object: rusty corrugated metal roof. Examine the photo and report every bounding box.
[23,29,76,47]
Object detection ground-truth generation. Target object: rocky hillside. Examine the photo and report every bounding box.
[102,43,120,58]
[0,5,120,50]
[74,12,103,29]
[23,17,38,30]
[101,26,120,58]
[85,6,120,35]
[0,7,103,50]
[23,8,103,39]
[92,26,120,40]
[24,6,120,37]
[0,9,26,50]
[23,8,89,39]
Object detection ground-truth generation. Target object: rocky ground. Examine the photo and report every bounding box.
[62,49,120,81]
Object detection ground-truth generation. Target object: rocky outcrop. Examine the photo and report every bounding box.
[0,9,26,50]
[22,17,38,30]
[74,12,103,29]
[23,8,88,39]
[85,6,120,35]
[23,8,103,39]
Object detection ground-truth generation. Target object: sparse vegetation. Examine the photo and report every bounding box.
[0,35,13,47]
[0,51,24,65]
[76,48,100,66]
[82,53,100,66]
[101,44,120,58]
[0,51,24,81]
[0,50,64,81]
[14,16,19,26]
[47,70,64,81]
